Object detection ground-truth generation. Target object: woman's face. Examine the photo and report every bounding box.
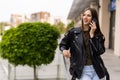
[82,10,92,25]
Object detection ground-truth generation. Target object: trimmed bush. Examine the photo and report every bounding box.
[0,22,60,80]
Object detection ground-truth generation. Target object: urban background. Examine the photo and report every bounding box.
[0,0,120,80]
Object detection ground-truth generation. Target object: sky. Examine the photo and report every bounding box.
[0,0,73,22]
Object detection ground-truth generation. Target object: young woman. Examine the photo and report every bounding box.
[59,8,109,80]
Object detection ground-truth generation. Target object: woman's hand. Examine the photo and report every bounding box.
[89,21,97,38]
[62,50,71,58]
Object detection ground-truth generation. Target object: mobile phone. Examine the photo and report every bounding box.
[88,18,97,31]
[92,18,97,23]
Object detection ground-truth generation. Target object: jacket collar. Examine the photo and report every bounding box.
[73,27,82,34]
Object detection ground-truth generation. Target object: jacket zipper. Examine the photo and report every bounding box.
[73,38,86,70]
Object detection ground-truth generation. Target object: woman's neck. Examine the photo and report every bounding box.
[83,25,89,31]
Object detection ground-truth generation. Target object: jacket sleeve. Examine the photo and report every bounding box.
[89,35,105,56]
[59,30,72,52]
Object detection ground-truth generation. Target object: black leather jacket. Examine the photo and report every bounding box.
[59,27,109,80]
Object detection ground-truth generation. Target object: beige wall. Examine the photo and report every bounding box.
[99,0,110,48]
[114,0,120,56]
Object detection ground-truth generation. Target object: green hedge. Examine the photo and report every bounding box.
[0,22,60,66]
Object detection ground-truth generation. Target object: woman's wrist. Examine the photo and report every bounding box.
[90,33,94,38]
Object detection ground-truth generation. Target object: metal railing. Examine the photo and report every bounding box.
[62,53,71,80]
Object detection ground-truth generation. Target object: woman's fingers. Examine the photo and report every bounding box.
[63,50,71,58]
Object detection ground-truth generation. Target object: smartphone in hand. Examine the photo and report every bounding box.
[92,18,97,23]
[89,18,97,31]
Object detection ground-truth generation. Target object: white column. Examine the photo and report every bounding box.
[114,0,120,56]
[99,0,110,48]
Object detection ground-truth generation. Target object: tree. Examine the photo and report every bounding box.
[0,22,9,35]
[55,21,65,33]
[0,22,60,80]
[66,20,74,31]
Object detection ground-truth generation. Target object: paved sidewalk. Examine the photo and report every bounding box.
[0,46,67,80]
[0,59,8,80]
[0,49,120,80]
[102,49,120,80]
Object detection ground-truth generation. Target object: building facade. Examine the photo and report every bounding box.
[10,14,29,27]
[31,12,50,23]
[114,0,120,56]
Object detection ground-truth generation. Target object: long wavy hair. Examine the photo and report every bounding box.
[82,7,103,36]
